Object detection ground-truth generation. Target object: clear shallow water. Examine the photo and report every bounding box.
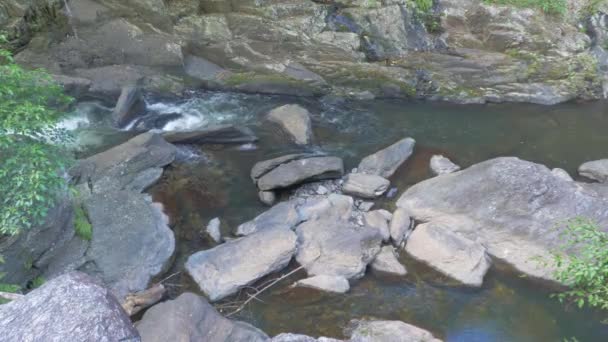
[73,92,608,341]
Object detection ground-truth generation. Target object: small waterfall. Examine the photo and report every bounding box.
[62,0,78,39]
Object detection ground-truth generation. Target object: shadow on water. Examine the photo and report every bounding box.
[74,91,608,341]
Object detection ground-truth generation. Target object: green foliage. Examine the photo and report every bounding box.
[413,0,434,13]
[29,276,45,289]
[482,0,568,15]
[74,204,92,241]
[0,34,73,235]
[549,218,608,312]
[0,254,21,304]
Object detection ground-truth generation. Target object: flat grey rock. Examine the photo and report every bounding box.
[272,333,342,342]
[342,173,390,198]
[348,320,441,342]
[295,275,350,294]
[236,201,301,236]
[371,246,407,276]
[163,125,257,145]
[267,104,313,145]
[429,155,460,175]
[358,138,415,178]
[579,159,608,182]
[257,156,344,191]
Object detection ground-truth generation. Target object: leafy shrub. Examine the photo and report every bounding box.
[482,0,568,15]
[414,0,434,13]
[74,204,92,241]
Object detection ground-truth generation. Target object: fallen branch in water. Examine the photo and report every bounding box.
[121,271,180,316]
[0,291,24,302]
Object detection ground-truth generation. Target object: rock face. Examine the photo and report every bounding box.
[579,159,608,182]
[113,85,146,127]
[0,272,138,342]
[429,155,460,175]
[348,320,441,342]
[295,218,382,279]
[136,292,268,342]
[371,246,407,276]
[253,155,344,191]
[185,228,297,301]
[358,138,415,178]
[267,104,313,145]
[342,173,390,198]
[295,275,350,294]
[163,125,258,144]
[397,157,608,282]
[405,223,490,286]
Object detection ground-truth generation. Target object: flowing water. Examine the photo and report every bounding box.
[70,92,608,341]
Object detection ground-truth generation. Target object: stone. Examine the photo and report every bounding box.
[0,272,138,342]
[552,168,573,181]
[397,157,608,282]
[348,320,441,342]
[258,190,277,206]
[429,155,461,175]
[405,223,490,287]
[295,275,350,294]
[206,217,221,243]
[251,154,314,182]
[342,173,390,198]
[256,156,344,191]
[182,54,227,81]
[389,208,412,247]
[236,201,301,236]
[295,218,382,279]
[113,85,146,127]
[136,292,268,342]
[579,159,608,182]
[267,104,313,145]
[163,125,258,145]
[371,246,407,276]
[364,210,391,242]
[358,201,374,212]
[358,138,415,178]
[185,228,297,301]
[272,333,343,342]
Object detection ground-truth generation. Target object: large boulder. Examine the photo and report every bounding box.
[295,218,382,279]
[358,138,415,178]
[236,201,301,236]
[397,157,608,281]
[185,228,297,301]
[405,223,490,287]
[0,272,138,342]
[136,292,268,342]
[342,173,390,199]
[253,155,344,191]
[348,320,441,342]
[267,104,313,145]
[578,159,608,183]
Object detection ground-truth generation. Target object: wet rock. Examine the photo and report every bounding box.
[295,275,350,294]
[52,74,92,98]
[206,217,221,243]
[358,138,415,178]
[0,272,138,342]
[267,104,313,145]
[136,292,268,342]
[579,159,608,182]
[430,155,461,175]
[113,85,146,127]
[348,320,441,342]
[389,208,411,247]
[371,246,407,276]
[163,125,258,145]
[342,173,390,198]
[259,190,277,206]
[405,223,491,287]
[185,228,297,301]
[236,201,300,236]
[255,156,344,191]
[295,218,382,279]
[397,157,608,282]
[183,54,227,81]
[364,210,391,242]
[552,168,573,181]
[251,154,315,182]
[272,333,342,342]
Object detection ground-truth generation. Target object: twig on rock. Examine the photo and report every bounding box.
[121,283,166,316]
[0,291,24,302]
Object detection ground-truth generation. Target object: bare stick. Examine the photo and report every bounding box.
[0,291,24,302]
[121,283,166,316]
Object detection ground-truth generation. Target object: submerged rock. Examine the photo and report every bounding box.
[267,104,313,145]
[255,156,344,191]
[358,138,415,178]
[113,85,146,127]
[342,173,390,198]
[371,246,407,276]
[0,272,138,342]
[348,320,441,342]
[295,275,350,294]
[136,292,268,342]
[185,228,297,301]
[236,201,301,236]
[163,125,258,145]
[405,223,491,287]
[429,155,460,175]
[578,159,608,183]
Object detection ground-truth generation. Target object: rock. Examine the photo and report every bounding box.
[364,210,391,242]
[163,125,258,144]
[316,185,329,195]
[251,154,315,182]
[258,190,277,206]
[267,104,313,145]
[296,195,353,222]
[236,201,301,236]
[358,201,374,212]
[113,85,146,127]
[182,54,227,81]
[295,218,382,279]
[397,157,608,282]
[295,275,350,294]
[348,320,441,342]
[52,74,92,98]
[0,272,138,342]
[552,168,573,181]
[405,223,491,287]
[132,113,183,131]
[206,217,222,243]
[255,156,344,191]
[358,138,415,178]
[136,292,268,342]
[389,208,412,247]
[429,155,461,175]
[371,246,407,276]
[185,228,297,301]
[579,159,608,182]
[272,333,342,342]
[342,173,390,198]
